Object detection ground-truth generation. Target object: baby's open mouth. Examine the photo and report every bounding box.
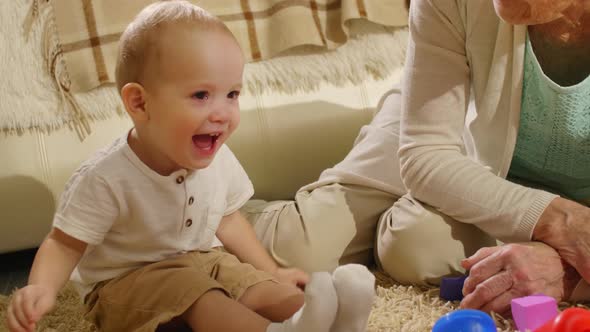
[192,133,220,151]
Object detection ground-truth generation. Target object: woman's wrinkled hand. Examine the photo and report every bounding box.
[534,197,590,285]
[459,242,578,314]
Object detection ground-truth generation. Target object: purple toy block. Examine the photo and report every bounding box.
[511,295,558,332]
[440,275,467,301]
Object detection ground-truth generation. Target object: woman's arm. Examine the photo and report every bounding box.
[533,197,590,283]
[399,0,556,242]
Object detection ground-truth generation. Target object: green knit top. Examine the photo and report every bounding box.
[508,34,590,200]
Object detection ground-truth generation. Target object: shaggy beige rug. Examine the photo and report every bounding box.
[0,271,539,332]
[3,271,588,331]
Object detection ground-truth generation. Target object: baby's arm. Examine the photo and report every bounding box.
[216,211,308,287]
[5,228,87,332]
[217,211,280,274]
[29,227,87,294]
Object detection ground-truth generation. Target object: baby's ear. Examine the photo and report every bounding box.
[121,82,147,121]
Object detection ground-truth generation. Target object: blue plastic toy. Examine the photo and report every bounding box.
[440,275,467,301]
[432,309,496,332]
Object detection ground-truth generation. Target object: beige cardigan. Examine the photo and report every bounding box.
[303,0,590,299]
[309,0,557,242]
[401,0,590,300]
[399,0,558,243]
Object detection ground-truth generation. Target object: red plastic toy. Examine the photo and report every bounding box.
[534,308,590,332]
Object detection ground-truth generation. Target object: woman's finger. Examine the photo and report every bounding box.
[461,246,498,270]
[480,289,517,315]
[461,270,513,310]
[463,248,505,295]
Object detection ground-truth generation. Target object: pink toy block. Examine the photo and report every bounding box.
[511,295,558,332]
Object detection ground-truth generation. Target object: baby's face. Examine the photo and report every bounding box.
[141,25,244,172]
[493,0,584,25]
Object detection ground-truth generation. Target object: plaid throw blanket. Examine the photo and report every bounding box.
[50,0,407,93]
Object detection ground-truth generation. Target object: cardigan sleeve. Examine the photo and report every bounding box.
[399,0,557,242]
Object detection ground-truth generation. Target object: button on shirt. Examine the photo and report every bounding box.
[52,135,254,298]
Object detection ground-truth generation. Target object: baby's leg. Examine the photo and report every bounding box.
[330,264,376,332]
[182,289,270,331]
[182,273,338,332]
[238,280,304,322]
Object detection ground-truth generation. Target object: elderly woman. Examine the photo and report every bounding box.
[245,0,590,315]
[383,0,590,313]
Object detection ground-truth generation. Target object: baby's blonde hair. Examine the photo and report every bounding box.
[115,0,230,93]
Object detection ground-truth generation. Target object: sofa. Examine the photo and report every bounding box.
[0,76,404,254]
[0,0,407,254]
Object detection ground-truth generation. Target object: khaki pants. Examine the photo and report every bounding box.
[376,194,497,285]
[242,88,497,285]
[242,187,496,285]
[242,183,396,272]
[84,249,274,332]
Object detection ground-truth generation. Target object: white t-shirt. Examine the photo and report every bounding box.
[53,134,254,298]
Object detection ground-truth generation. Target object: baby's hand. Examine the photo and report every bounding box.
[274,267,309,290]
[5,285,56,332]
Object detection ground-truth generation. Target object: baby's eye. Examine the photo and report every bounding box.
[227,90,240,99]
[192,91,209,100]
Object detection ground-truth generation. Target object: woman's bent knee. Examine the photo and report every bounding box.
[376,195,496,285]
[243,200,345,271]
